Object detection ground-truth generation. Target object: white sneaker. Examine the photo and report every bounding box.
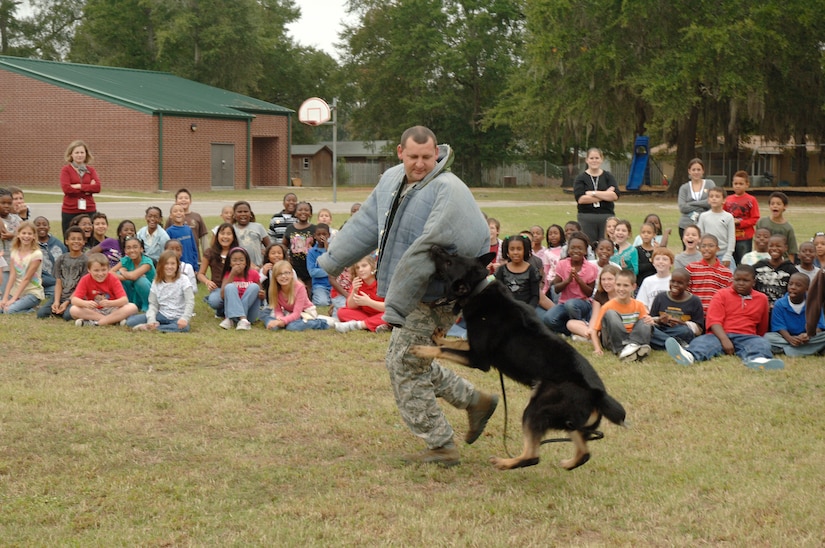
[219,318,234,330]
[619,343,640,361]
[666,337,694,366]
[336,320,359,333]
[236,319,252,331]
[132,323,150,331]
[745,357,785,370]
[318,314,336,328]
[571,334,589,343]
[635,344,651,360]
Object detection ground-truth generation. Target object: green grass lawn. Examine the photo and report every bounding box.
[2,189,824,545]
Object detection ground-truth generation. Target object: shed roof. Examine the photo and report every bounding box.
[0,55,292,119]
[320,140,392,157]
[292,144,331,156]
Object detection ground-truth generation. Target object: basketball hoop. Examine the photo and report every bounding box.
[298,97,331,126]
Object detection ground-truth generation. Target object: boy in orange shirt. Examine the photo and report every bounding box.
[591,269,653,361]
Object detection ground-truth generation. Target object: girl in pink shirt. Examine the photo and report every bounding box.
[265,260,329,331]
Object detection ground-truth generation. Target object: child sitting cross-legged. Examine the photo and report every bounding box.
[70,252,138,326]
[590,268,653,361]
[648,268,704,350]
[764,272,825,356]
[127,250,195,332]
[335,255,389,333]
[666,264,784,370]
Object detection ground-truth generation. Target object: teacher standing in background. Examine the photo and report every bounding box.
[574,148,619,247]
[60,140,100,240]
[676,158,715,244]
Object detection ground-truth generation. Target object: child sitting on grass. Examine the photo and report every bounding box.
[673,225,701,270]
[685,234,733,316]
[666,264,783,370]
[111,236,155,312]
[335,255,389,333]
[764,272,825,357]
[756,191,798,263]
[128,250,195,333]
[648,268,704,350]
[38,226,86,320]
[265,260,330,331]
[590,268,652,361]
[0,221,43,314]
[636,247,674,309]
[70,252,138,326]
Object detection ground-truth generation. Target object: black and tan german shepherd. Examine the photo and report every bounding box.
[411,246,626,471]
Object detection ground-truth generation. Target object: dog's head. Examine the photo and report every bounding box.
[429,246,495,300]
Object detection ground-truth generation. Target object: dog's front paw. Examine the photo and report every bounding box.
[431,328,447,343]
[410,345,441,360]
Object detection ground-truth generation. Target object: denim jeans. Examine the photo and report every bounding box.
[541,298,592,335]
[686,333,773,363]
[224,283,261,322]
[1,293,41,314]
[267,317,329,331]
[650,323,696,350]
[126,312,191,332]
[311,285,332,306]
[205,288,225,317]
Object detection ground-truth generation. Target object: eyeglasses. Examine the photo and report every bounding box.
[275,271,293,278]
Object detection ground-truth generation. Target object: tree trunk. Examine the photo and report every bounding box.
[794,132,808,187]
[665,104,700,197]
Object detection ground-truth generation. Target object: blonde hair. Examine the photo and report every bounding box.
[155,250,181,283]
[65,140,93,163]
[11,221,36,252]
[269,260,297,307]
[348,255,377,280]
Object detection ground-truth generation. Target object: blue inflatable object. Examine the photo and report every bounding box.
[626,136,650,191]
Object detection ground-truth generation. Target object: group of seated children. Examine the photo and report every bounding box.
[0,187,382,335]
[485,197,823,369]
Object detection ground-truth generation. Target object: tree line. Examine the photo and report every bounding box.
[3,0,824,187]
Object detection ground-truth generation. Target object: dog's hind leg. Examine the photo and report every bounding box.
[489,422,542,471]
[560,430,591,470]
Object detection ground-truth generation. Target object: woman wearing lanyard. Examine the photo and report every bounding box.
[676,158,715,245]
[60,140,101,240]
[573,148,619,247]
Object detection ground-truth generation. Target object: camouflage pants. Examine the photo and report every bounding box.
[385,302,477,449]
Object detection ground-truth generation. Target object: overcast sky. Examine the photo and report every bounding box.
[287,0,352,60]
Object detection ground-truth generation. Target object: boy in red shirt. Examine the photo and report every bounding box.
[666,264,784,370]
[70,252,138,326]
[723,170,760,266]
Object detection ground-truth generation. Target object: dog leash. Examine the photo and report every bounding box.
[497,371,604,459]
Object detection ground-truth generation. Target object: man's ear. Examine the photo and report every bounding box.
[478,252,496,267]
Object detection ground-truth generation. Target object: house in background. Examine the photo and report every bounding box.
[290,140,394,186]
[0,55,292,192]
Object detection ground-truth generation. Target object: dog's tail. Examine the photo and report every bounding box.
[599,394,626,427]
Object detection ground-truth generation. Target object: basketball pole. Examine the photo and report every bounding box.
[331,97,337,203]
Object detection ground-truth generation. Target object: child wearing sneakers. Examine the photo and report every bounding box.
[590,269,652,361]
[666,264,784,370]
[70,252,139,326]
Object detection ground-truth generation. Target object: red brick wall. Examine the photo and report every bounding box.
[0,69,291,192]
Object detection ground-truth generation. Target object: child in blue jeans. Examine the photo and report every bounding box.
[666,264,784,370]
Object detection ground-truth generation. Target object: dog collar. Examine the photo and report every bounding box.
[469,274,496,298]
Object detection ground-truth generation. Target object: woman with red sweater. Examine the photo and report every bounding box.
[60,140,101,239]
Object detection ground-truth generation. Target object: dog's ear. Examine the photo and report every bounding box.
[477,252,496,267]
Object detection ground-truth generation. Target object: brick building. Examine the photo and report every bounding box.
[0,56,293,192]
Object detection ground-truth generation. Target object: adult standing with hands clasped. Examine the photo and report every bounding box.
[574,148,619,248]
[60,140,100,240]
[677,158,715,244]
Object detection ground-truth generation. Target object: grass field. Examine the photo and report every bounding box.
[1,188,824,545]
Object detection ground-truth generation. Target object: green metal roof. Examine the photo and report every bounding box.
[0,55,292,119]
